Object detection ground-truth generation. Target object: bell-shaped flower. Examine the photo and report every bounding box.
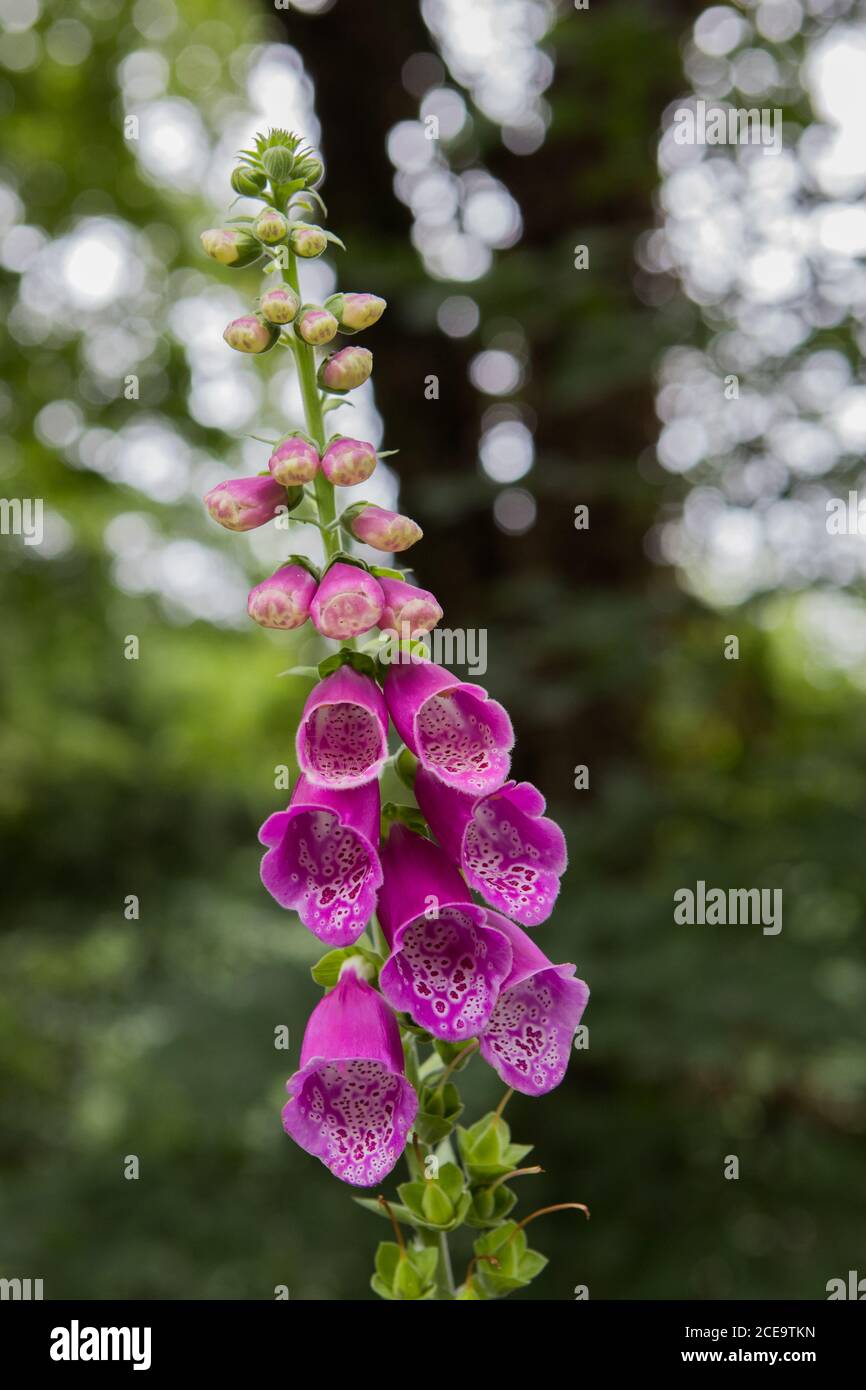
[478,914,589,1096]
[377,825,512,1043]
[204,476,287,532]
[282,965,418,1187]
[384,655,513,796]
[310,562,384,640]
[259,775,382,945]
[347,505,421,552]
[414,772,566,926]
[378,577,442,637]
[247,563,318,630]
[296,664,389,790]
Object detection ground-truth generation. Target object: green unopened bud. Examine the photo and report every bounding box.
[421,1182,455,1226]
[300,156,324,188]
[200,227,261,268]
[262,146,295,184]
[290,223,328,259]
[254,208,288,245]
[260,284,300,325]
[230,166,267,196]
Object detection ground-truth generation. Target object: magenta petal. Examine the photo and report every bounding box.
[478,913,589,1097]
[282,972,418,1187]
[377,826,512,1042]
[415,771,567,927]
[377,822,469,945]
[258,775,382,945]
[296,665,389,789]
[384,657,513,796]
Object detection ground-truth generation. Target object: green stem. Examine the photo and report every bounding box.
[402,1037,455,1300]
[282,249,340,561]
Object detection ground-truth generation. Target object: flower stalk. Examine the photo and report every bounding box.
[199,126,590,1301]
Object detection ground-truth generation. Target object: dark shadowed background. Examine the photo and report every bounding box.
[2,0,865,1299]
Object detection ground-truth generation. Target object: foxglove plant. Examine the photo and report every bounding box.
[201,129,590,1299]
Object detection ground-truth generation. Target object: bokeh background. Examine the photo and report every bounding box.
[2,0,866,1300]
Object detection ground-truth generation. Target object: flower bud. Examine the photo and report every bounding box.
[247,563,318,630]
[290,223,328,258]
[317,346,373,394]
[378,577,442,636]
[204,476,287,532]
[310,561,385,640]
[260,284,300,325]
[296,304,339,346]
[327,292,387,332]
[223,315,280,354]
[268,436,320,485]
[320,437,377,486]
[421,1181,455,1226]
[348,505,422,553]
[230,166,267,196]
[200,227,261,268]
[302,157,324,187]
[254,208,288,244]
[262,146,295,184]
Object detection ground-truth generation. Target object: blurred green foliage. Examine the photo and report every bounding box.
[1,0,864,1302]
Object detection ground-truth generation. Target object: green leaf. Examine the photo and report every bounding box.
[311,944,382,988]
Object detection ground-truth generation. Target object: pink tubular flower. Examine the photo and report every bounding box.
[282,966,418,1186]
[259,776,382,945]
[378,576,442,637]
[478,914,589,1096]
[296,664,389,790]
[247,563,318,630]
[268,437,320,485]
[223,315,280,354]
[320,437,377,486]
[414,771,566,926]
[317,346,372,393]
[384,655,513,796]
[348,506,422,553]
[310,562,384,640]
[377,825,512,1043]
[204,476,287,532]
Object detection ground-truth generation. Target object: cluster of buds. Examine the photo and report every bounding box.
[199,129,590,1301]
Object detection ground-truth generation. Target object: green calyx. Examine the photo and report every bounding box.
[470,1224,548,1298]
[397,1163,471,1233]
[310,944,382,989]
[371,1242,438,1302]
[456,1112,534,1184]
[316,647,379,682]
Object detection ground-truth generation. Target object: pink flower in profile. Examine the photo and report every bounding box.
[247,563,318,630]
[282,965,417,1187]
[377,825,512,1043]
[348,506,422,553]
[384,655,513,796]
[414,771,566,926]
[310,562,384,640]
[296,664,389,790]
[478,915,589,1097]
[204,476,287,532]
[259,775,382,945]
[378,577,442,637]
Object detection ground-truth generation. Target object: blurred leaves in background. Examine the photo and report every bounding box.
[1,0,865,1300]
